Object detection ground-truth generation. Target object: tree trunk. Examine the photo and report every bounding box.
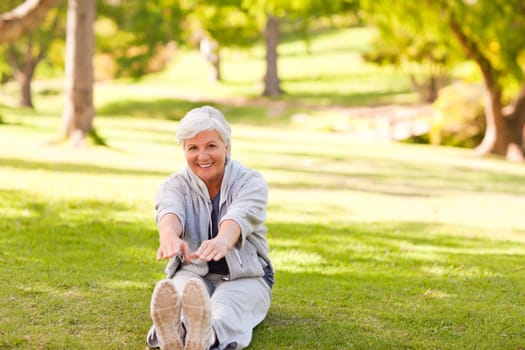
[475,83,523,162]
[62,0,95,147]
[476,84,505,153]
[5,4,61,109]
[450,16,523,161]
[0,0,60,44]
[200,37,222,82]
[211,47,221,82]
[502,84,525,161]
[8,38,41,108]
[262,15,283,96]
[20,61,36,108]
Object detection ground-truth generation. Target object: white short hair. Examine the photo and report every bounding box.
[176,106,232,160]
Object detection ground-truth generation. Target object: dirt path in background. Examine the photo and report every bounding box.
[177,93,434,140]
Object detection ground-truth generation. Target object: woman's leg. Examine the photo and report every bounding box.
[210,277,271,349]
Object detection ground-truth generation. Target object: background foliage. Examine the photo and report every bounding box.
[1,23,525,349]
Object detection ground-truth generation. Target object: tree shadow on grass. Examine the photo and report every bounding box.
[0,188,161,348]
[97,97,311,126]
[97,98,199,121]
[281,82,414,105]
[2,187,524,349]
[259,155,525,196]
[0,157,168,177]
[259,221,525,349]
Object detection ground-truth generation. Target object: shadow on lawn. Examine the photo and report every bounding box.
[0,157,168,177]
[0,188,159,281]
[260,221,525,349]
[235,133,525,197]
[260,157,525,197]
[97,98,198,120]
[2,187,524,348]
[96,97,295,126]
[0,188,163,347]
[267,221,525,272]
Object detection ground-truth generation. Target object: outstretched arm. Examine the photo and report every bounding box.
[156,213,191,261]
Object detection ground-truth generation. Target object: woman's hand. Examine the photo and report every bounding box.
[191,219,241,262]
[191,236,231,262]
[156,232,191,261]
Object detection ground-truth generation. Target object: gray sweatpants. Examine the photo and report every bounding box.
[147,270,272,350]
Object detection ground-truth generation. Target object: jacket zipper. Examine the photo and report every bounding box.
[234,249,243,268]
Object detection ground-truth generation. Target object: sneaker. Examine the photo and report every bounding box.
[181,278,213,350]
[150,279,184,350]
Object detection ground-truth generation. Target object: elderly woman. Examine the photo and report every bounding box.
[146,106,274,350]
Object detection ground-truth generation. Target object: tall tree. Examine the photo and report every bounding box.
[361,5,454,104]
[261,14,281,96]
[61,0,95,146]
[240,0,291,96]
[361,0,525,161]
[184,2,259,82]
[0,0,61,44]
[2,1,65,108]
[241,0,359,96]
[443,0,525,161]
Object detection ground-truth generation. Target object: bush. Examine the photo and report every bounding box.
[430,81,486,148]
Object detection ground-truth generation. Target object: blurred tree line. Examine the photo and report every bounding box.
[1,0,525,161]
[361,0,525,161]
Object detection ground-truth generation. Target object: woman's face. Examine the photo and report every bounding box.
[184,130,228,188]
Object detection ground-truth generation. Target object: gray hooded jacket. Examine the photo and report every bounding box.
[155,160,273,280]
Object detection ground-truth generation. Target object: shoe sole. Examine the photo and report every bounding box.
[151,279,183,350]
[182,278,212,350]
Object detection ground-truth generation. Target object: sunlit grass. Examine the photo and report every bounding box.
[1,25,525,350]
[1,102,525,348]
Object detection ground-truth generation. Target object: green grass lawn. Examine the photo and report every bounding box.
[1,105,525,349]
[1,26,525,349]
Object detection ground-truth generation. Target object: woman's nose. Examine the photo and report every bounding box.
[197,149,209,159]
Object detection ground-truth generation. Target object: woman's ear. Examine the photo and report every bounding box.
[225,143,231,162]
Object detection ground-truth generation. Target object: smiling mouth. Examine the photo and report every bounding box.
[198,163,213,168]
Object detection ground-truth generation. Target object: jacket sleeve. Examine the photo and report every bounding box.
[155,174,187,232]
[220,170,268,248]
